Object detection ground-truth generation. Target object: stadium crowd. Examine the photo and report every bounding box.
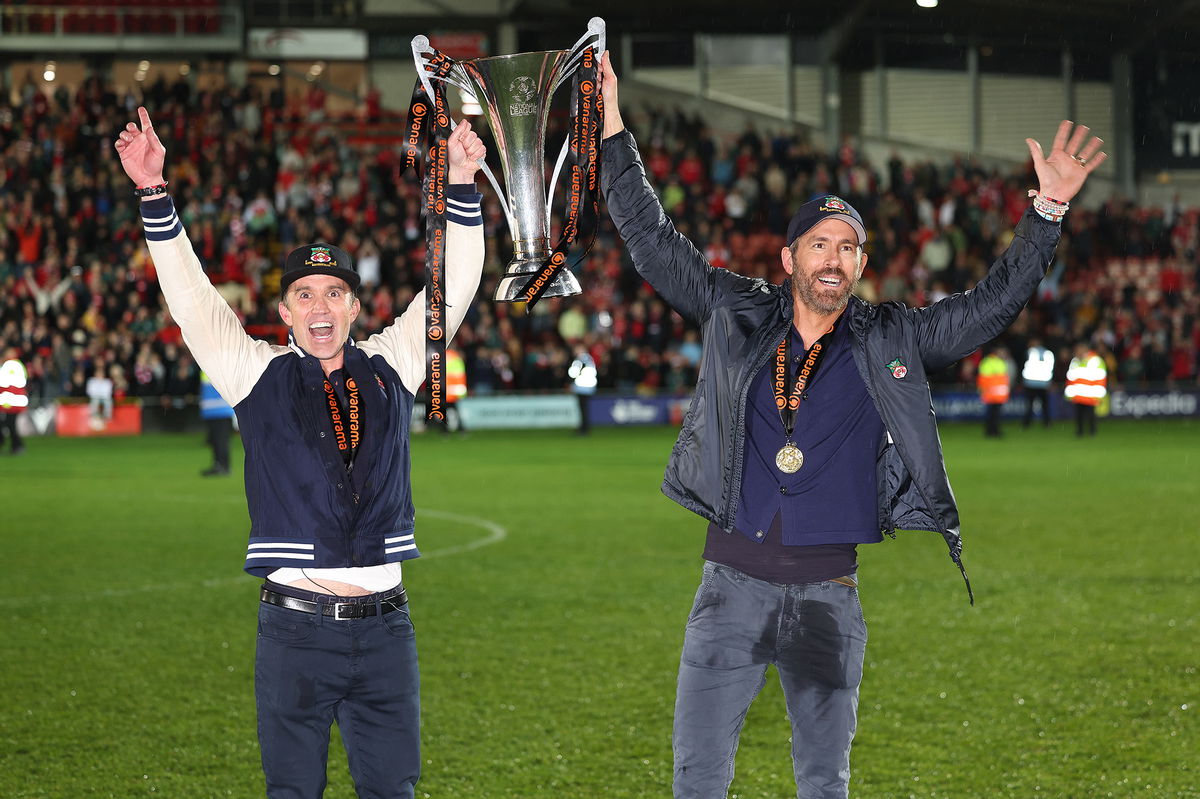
[2,71,1198,414]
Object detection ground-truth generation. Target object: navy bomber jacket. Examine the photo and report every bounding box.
[601,130,1062,600]
[140,192,484,577]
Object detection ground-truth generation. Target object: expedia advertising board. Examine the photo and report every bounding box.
[929,389,1200,420]
[1107,389,1200,418]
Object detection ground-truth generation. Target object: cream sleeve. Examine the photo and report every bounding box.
[359,214,485,394]
[141,196,285,406]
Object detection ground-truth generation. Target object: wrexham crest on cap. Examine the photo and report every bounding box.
[307,246,335,267]
[886,357,908,379]
[820,196,848,213]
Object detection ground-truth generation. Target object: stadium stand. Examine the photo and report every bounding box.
[1,72,1197,417]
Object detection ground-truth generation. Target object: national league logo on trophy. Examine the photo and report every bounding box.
[403,19,606,420]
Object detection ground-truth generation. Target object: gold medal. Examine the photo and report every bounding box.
[775,443,804,474]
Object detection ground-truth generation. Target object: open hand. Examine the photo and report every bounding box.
[113,106,166,188]
[447,119,486,184]
[1025,120,1107,203]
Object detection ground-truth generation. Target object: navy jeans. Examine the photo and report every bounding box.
[255,589,420,799]
[673,561,867,799]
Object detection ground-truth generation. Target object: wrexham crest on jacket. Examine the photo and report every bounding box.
[886,357,908,379]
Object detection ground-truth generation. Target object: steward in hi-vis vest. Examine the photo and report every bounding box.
[1021,339,1054,427]
[1065,343,1107,436]
[446,348,468,404]
[977,348,1010,438]
[438,347,468,435]
[199,370,235,476]
[0,347,28,454]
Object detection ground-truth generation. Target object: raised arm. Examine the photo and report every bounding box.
[359,119,487,393]
[599,51,748,324]
[114,107,279,406]
[912,121,1107,372]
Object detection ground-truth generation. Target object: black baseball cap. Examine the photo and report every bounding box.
[785,195,867,247]
[280,243,360,294]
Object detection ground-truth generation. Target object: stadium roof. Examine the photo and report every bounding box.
[511,0,1200,61]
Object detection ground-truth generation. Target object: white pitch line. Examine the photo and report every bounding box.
[416,508,508,558]
[3,508,507,607]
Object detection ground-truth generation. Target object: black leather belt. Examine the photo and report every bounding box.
[260,586,408,620]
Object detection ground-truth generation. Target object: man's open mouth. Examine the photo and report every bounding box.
[309,321,334,341]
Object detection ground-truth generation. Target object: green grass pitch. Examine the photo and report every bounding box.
[1,419,1197,798]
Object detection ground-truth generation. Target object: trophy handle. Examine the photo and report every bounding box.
[545,17,606,231]
[550,17,606,96]
[410,36,475,97]
[411,36,515,230]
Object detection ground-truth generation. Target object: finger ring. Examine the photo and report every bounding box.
[1072,154,1087,166]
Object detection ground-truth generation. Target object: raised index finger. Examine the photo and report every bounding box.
[138,106,154,132]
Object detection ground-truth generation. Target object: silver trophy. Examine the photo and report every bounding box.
[411,18,605,301]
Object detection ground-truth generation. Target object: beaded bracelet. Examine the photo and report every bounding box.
[1027,189,1069,223]
[134,181,169,198]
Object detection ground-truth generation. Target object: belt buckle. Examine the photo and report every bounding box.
[333,602,356,621]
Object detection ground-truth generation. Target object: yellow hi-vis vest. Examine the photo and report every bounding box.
[446,349,467,402]
[977,354,1010,404]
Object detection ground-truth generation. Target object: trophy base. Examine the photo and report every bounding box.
[493,258,582,302]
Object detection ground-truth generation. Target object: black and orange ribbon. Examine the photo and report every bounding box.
[517,45,604,308]
[404,53,455,421]
[773,326,834,438]
[324,376,361,470]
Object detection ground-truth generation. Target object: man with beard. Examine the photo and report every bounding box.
[598,53,1105,799]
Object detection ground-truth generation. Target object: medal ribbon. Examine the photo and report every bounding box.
[404,51,456,421]
[324,376,361,469]
[773,325,835,439]
[516,45,603,308]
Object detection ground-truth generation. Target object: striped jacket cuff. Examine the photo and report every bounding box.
[141,195,184,241]
[245,539,316,564]
[384,532,418,557]
[445,184,482,227]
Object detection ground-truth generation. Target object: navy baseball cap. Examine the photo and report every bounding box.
[281,243,360,294]
[786,195,866,247]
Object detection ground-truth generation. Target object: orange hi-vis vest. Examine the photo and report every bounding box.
[1065,351,1107,406]
[446,349,467,403]
[976,354,1010,404]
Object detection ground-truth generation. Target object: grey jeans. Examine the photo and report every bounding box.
[673,561,867,799]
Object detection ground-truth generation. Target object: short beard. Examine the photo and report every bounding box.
[794,269,856,315]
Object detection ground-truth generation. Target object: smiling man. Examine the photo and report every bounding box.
[115,106,486,798]
[598,53,1106,799]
